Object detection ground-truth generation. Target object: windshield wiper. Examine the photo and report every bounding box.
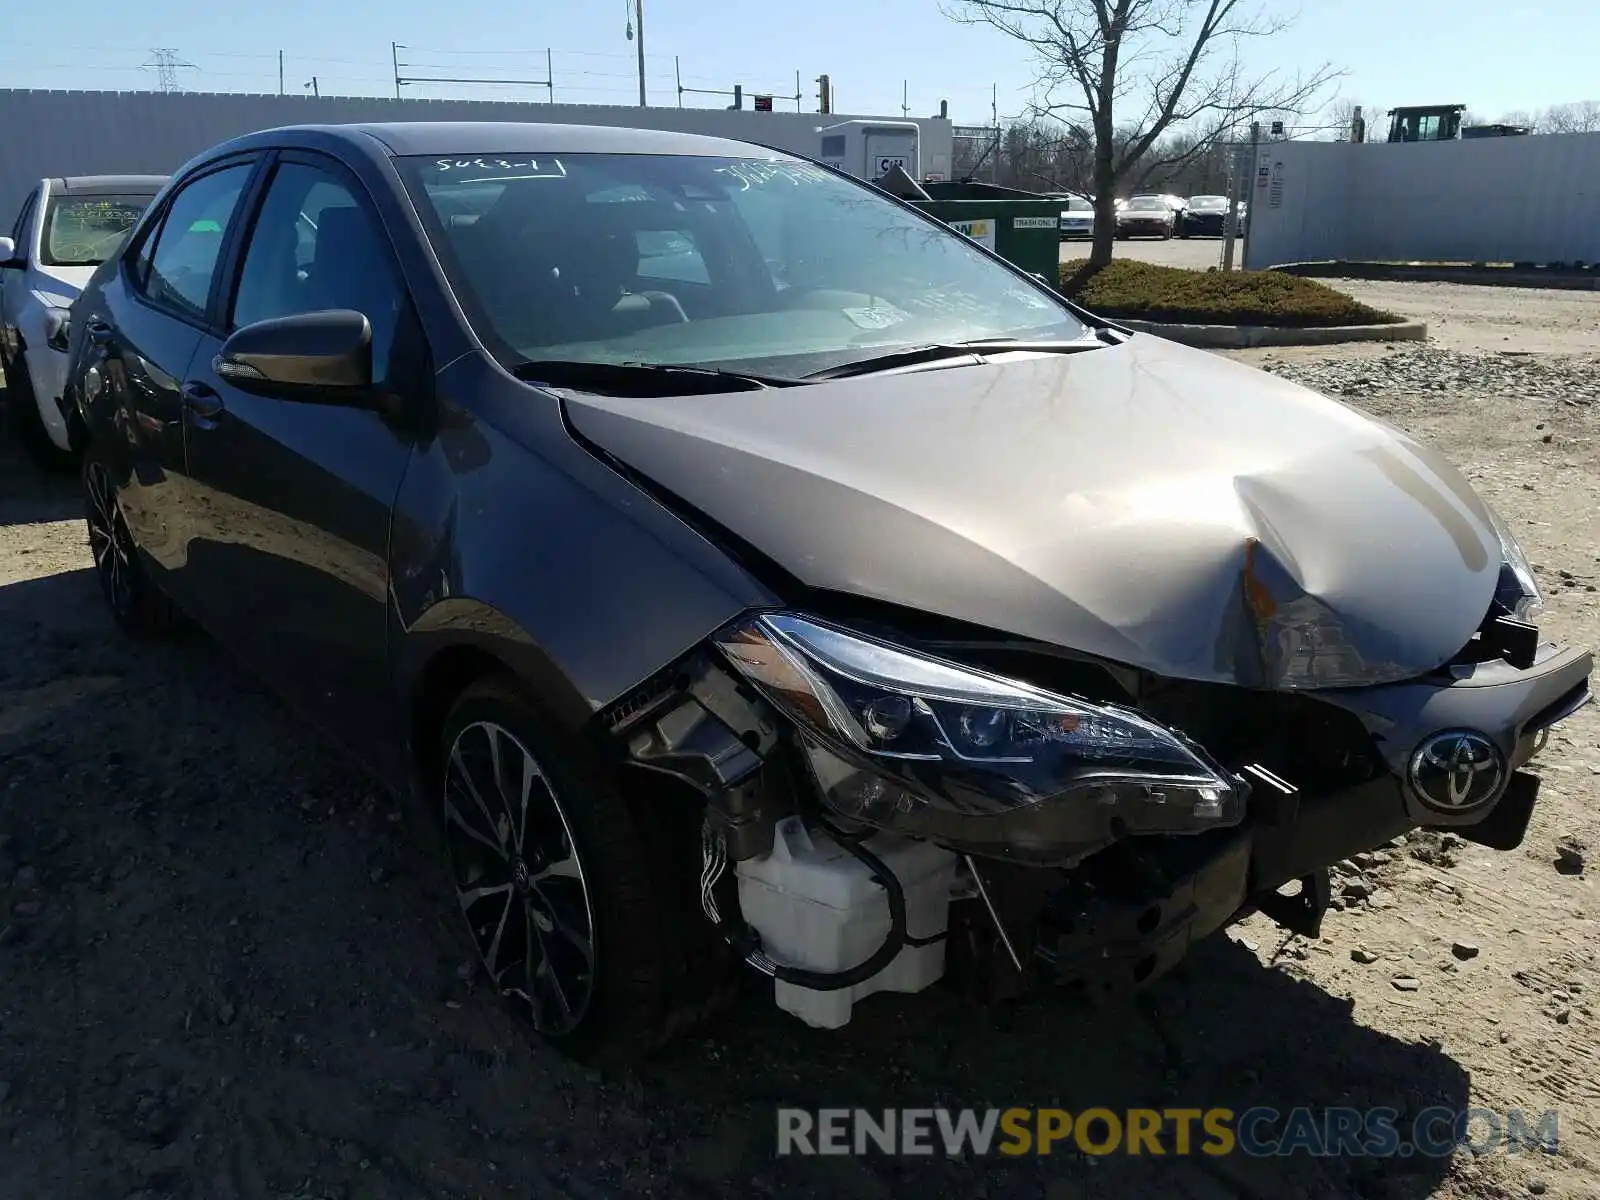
[510,359,798,396]
[801,336,1112,382]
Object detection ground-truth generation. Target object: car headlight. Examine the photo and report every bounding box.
[44,307,71,353]
[1487,506,1544,621]
[715,613,1247,861]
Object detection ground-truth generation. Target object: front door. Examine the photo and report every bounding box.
[180,151,426,766]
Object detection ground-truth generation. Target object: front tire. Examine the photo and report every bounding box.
[82,447,183,636]
[438,677,720,1062]
[3,356,76,473]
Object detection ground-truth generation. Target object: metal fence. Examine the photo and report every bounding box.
[1243,132,1600,268]
[0,89,955,223]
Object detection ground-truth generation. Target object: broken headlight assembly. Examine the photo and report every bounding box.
[1487,505,1543,621]
[715,613,1249,863]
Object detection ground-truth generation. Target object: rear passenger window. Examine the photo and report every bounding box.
[137,164,253,320]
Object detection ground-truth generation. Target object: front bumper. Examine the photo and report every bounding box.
[972,638,1593,1000]
[1118,219,1171,236]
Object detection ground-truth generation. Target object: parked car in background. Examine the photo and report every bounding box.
[1058,194,1095,239]
[1115,194,1177,239]
[65,121,1593,1065]
[1178,194,1236,238]
[0,175,167,468]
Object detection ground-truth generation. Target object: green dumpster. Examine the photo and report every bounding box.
[909,182,1063,284]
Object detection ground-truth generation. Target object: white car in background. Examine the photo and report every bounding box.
[0,175,166,469]
[1058,193,1095,239]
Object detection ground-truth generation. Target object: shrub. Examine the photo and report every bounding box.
[1059,259,1402,327]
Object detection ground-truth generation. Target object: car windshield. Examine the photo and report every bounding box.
[1127,197,1165,211]
[1189,196,1229,209]
[1063,197,1092,212]
[399,153,1086,381]
[41,194,154,267]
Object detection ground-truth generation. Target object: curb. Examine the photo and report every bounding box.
[1114,318,1427,349]
[1270,261,1600,291]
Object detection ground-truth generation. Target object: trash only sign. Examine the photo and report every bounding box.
[1011,216,1059,230]
[948,218,996,251]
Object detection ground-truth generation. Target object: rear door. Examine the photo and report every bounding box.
[179,149,427,763]
[75,160,259,595]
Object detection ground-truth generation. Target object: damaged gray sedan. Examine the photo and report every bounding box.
[65,122,1592,1060]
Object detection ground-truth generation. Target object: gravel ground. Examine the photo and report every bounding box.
[2,280,1598,1200]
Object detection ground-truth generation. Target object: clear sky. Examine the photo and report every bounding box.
[3,0,1594,124]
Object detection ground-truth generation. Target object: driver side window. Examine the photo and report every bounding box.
[229,160,404,382]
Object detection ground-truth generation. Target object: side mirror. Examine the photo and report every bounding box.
[0,236,20,268]
[214,309,373,401]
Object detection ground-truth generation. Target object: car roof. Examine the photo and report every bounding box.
[212,121,796,162]
[51,175,169,194]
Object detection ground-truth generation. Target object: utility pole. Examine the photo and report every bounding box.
[391,42,401,99]
[902,80,909,118]
[305,75,320,99]
[278,50,284,97]
[625,0,647,107]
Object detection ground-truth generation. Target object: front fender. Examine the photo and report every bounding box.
[389,353,779,743]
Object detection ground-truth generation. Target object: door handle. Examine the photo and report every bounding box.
[182,381,225,420]
[86,319,115,345]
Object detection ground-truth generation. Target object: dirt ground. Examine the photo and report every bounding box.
[1,280,1597,1200]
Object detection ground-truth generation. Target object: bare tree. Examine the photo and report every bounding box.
[947,0,1339,267]
[1539,100,1600,134]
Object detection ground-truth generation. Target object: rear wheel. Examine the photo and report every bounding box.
[3,355,76,473]
[438,677,729,1062]
[82,449,183,636]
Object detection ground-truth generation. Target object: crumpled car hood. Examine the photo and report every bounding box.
[561,334,1503,690]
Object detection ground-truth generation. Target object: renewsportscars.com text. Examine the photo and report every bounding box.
[776,1106,1559,1158]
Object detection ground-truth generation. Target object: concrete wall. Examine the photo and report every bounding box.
[0,89,954,224]
[1243,132,1600,268]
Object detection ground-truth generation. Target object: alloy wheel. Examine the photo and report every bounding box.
[443,719,596,1036]
[84,460,135,620]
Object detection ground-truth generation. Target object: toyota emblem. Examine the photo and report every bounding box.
[1408,730,1506,812]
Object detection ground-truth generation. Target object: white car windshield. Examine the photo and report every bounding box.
[1189,196,1229,209]
[1063,197,1092,212]
[1126,197,1166,211]
[401,153,1086,380]
[41,194,153,267]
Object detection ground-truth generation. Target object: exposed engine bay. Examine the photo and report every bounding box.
[603,603,1593,1030]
